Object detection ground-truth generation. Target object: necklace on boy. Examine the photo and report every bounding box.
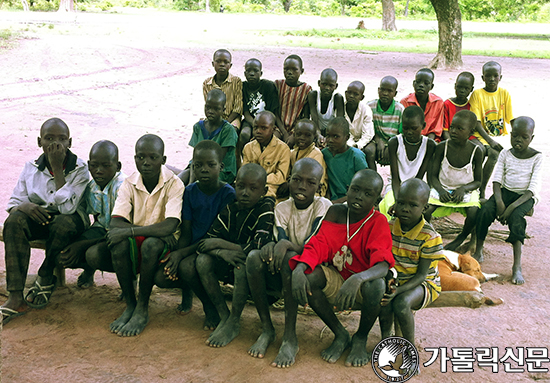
[404,137,421,146]
[333,208,375,272]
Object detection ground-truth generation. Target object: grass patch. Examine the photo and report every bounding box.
[268,28,550,59]
[0,29,17,50]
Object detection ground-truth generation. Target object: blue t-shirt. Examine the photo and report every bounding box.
[322,146,368,200]
[182,182,236,244]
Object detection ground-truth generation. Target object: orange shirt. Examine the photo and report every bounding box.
[401,92,444,140]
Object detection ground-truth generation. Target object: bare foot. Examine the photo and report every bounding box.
[110,306,135,333]
[472,249,484,263]
[512,268,525,285]
[117,308,149,337]
[77,270,95,289]
[271,339,299,368]
[206,317,240,347]
[248,329,276,358]
[321,332,350,363]
[345,335,370,367]
[203,307,221,331]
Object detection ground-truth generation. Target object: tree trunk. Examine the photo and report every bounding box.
[382,0,397,31]
[404,0,409,16]
[283,0,292,12]
[58,0,74,11]
[205,0,210,12]
[429,0,463,69]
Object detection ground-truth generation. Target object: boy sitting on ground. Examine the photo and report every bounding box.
[59,140,124,289]
[246,158,332,367]
[289,169,395,367]
[442,72,475,141]
[469,61,513,200]
[203,49,243,128]
[242,111,291,198]
[308,68,345,138]
[274,54,312,147]
[155,140,235,327]
[425,110,483,251]
[474,117,542,285]
[107,134,184,337]
[322,117,368,203]
[366,76,404,171]
[181,89,238,185]
[344,81,374,168]
[379,179,444,357]
[401,68,444,142]
[1,118,89,323]
[195,163,275,347]
[240,58,283,167]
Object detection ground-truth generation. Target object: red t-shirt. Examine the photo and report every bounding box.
[289,209,395,280]
[443,99,470,131]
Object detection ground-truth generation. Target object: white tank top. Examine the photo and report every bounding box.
[440,141,477,190]
[396,134,428,182]
[316,91,336,134]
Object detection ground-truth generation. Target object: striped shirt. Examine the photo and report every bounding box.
[493,149,543,205]
[367,99,404,142]
[203,73,243,120]
[275,79,312,133]
[86,171,125,229]
[389,217,444,300]
[206,197,275,255]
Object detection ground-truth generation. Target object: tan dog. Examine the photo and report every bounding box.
[439,250,498,292]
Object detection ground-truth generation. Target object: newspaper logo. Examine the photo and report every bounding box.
[372,337,419,382]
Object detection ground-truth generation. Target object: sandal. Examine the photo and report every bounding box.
[25,276,57,309]
[1,307,27,325]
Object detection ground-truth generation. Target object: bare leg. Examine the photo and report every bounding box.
[423,205,437,223]
[272,252,300,368]
[246,250,276,358]
[110,239,136,333]
[378,304,394,340]
[306,266,350,363]
[118,238,165,336]
[445,207,478,251]
[391,286,424,346]
[480,146,499,200]
[363,142,377,172]
[511,241,524,285]
[345,278,385,367]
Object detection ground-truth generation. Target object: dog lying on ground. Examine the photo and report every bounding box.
[439,250,499,292]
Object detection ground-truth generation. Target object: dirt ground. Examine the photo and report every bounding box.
[1,10,550,383]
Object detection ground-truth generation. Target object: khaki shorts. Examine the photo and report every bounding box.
[321,265,363,309]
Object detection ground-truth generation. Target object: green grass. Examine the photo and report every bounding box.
[265,28,550,59]
[0,29,15,50]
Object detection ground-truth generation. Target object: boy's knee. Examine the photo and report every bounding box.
[141,237,165,261]
[306,266,327,290]
[246,249,263,272]
[111,240,130,262]
[178,255,197,281]
[361,277,385,301]
[4,210,30,234]
[364,143,376,158]
[487,148,499,162]
[392,295,411,316]
[196,252,214,274]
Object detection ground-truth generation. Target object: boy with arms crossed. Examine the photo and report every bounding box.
[246,158,332,366]
[108,134,184,337]
[1,118,89,322]
[308,68,345,137]
[196,163,274,347]
[203,49,243,128]
[474,117,542,285]
[59,140,124,288]
[290,170,395,367]
[344,81,375,169]
[380,179,444,358]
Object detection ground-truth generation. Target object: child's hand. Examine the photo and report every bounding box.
[106,228,131,248]
[270,240,290,274]
[488,139,503,152]
[59,242,86,268]
[46,142,67,171]
[380,290,397,306]
[439,190,453,203]
[160,234,177,249]
[18,202,51,225]
[452,187,466,203]
[380,146,390,165]
[292,270,311,307]
[334,275,361,311]
[498,206,515,225]
[316,133,326,147]
[160,251,184,281]
[259,242,275,264]
[197,238,223,253]
[219,249,246,269]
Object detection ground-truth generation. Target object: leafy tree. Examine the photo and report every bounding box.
[382,0,397,31]
[429,0,462,69]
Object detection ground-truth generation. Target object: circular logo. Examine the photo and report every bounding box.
[371,336,419,382]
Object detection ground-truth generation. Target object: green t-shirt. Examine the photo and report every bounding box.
[322,146,368,200]
[189,120,238,184]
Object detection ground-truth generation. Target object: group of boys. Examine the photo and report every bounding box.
[0,51,542,372]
